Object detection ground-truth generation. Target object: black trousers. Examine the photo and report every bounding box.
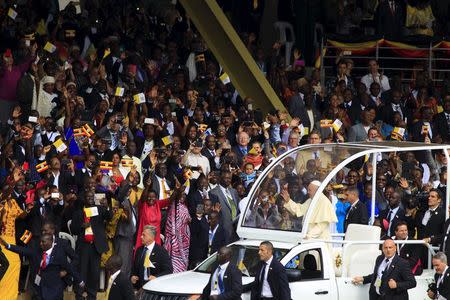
[75,242,100,300]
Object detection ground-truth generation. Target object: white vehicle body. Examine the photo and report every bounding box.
[143,142,448,299]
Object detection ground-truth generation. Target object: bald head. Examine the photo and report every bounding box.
[382,239,397,258]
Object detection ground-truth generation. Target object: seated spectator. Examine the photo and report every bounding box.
[360,59,390,95]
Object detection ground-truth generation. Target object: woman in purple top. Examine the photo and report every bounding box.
[0,45,37,125]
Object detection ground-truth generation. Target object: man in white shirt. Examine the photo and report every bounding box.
[182,139,211,179]
[361,59,390,95]
[201,247,242,299]
[243,241,291,299]
[353,239,416,298]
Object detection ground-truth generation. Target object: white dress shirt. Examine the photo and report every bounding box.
[261,256,274,298]
[210,261,230,295]
[376,256,394,295]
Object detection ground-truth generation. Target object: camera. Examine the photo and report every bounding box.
[428,283,437,294]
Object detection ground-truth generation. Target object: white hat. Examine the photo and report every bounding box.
[310,180,322,187]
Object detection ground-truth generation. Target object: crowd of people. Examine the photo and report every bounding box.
[0,0,450,300]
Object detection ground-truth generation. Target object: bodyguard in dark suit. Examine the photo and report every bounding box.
[1,234,82,300]
[105,255,135,300]
[243,241,291,300]
[435,208,450,263]
[344,187,369,232]
[394,222,423,275]
[71,191,113,300]
[353,239,416,300]
[131,225,173,289]
[201,246,242,300]
[416,189,445,246]
[429,252,450,300]
[208,212,228,256]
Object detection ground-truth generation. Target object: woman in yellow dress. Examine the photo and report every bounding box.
[0,184,27,300]
[406,2,435,36]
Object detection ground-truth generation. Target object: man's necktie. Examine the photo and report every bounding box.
[384,259,390,273]
[161,179,168,199]
[143,248,151,277]
[386,209,392,235]
[259,262,267,293]
[40,252,48,270]
[106,276,113,299]
[226,189,237,219]
[217,266,224,293]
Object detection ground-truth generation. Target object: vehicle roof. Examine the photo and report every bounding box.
[230,239,295,249]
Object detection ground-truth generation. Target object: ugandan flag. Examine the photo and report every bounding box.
[162,135,173,146]
[20,230,32,244]
[198,124,208,132]
[82,124,94,137]
[391,127,405,141]
[320,119,333,128]
[73,128,84,137]
[121,158,134,168]
[100,161,113,171]
[36,161,49,173]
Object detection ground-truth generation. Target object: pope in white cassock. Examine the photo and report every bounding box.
[281,180,337,240]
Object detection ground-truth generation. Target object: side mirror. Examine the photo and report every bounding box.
[286,269,302,282]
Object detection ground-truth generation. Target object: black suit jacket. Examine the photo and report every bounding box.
[344,200,369,231]
[209,225,228,256]
[434,267,450,300]
[202,147,218,171]
[437,218,450,259]
[378,103,407,127]
[415,207,445,245]
[132,244,173,289]
[363,254,416,300]
[341,101,362,125]
[231,145,251,167]
[398,242,423,275]
[27,201,63,238]
[201,263,242,300]
[376,0,405,39]
[70,205,113,254]
[243,258,291,300]
[433,112,450,143]
[8,242,80,300]
[189,216,209,265]
[108,272,135,300]
[379,207,406,237]
[0,247,9,281]
[151,175,174,200]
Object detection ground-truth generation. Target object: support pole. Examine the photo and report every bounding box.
[179,0,287,116]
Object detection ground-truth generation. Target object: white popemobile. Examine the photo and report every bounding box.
[143,142,450,300]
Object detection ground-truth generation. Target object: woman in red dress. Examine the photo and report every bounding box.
[135,190,170,249]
